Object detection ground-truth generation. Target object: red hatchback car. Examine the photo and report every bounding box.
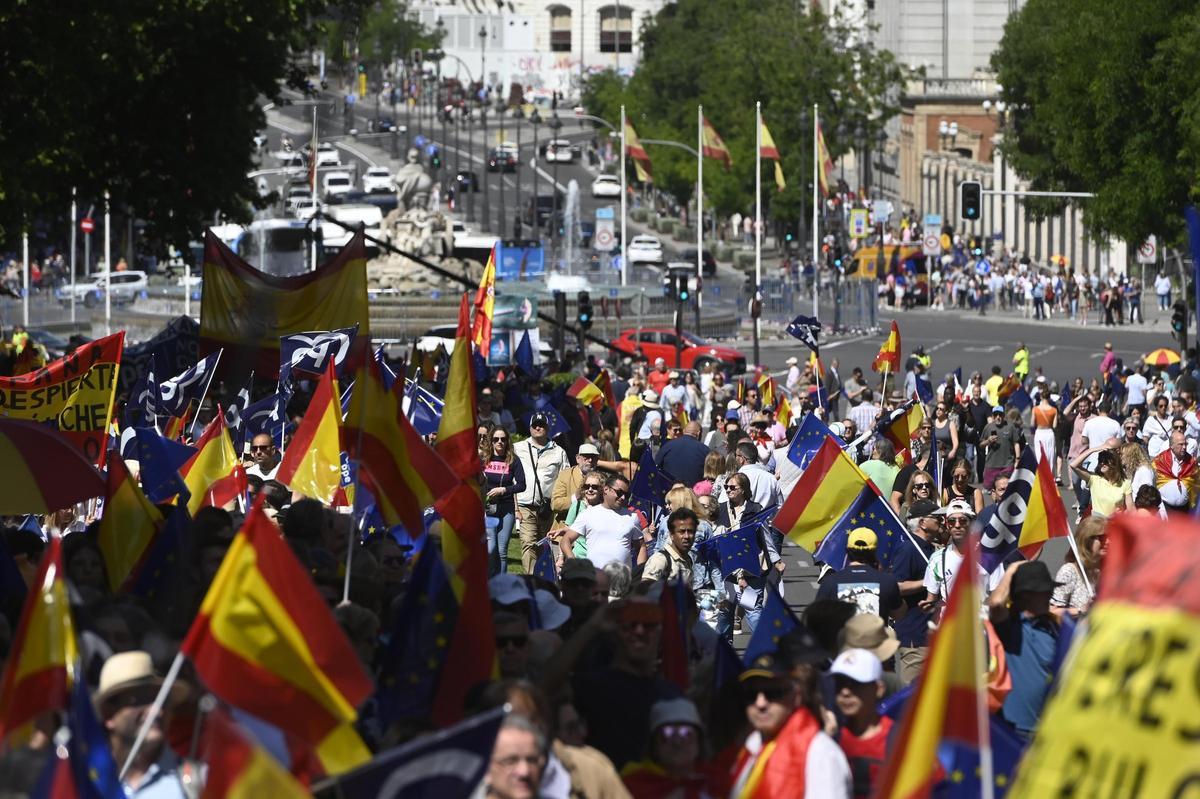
[609,328,747,373]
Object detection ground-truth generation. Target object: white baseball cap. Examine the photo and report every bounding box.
[641,389,659,403]
[936,498,978,518]
[829,647,883,683]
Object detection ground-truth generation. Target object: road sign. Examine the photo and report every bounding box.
[923,213,942,228]
[1137,235,1158,264]
[922,233,942,257]
[594,219,616,252]
[848,209,869,239]
[608,287,619,298]
[80,218,95,234]
[870,200,893,225]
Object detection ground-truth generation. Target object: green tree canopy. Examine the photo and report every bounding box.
[992,0,1200,245]
[580,0,907,221]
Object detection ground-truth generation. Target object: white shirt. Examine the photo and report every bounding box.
[245,461,279,481]
[660,382,691,412]
[739,463,782,509]
[570,505,643,569]
[1143,414,1173,456]
[514,439,570,506]
[1155,274,1172,295]
[1157,451,1196,508]
[1081,415,1121,448]
[1125,373,1148,405]
[732,729,851,799]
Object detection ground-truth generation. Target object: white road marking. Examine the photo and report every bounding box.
[927,340,953,353]
[963,345,1001,353]
[1030,345,1057,359]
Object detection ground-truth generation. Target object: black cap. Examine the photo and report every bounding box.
[907,499,940,520]
[529,412,548,428]
[1011,561,1061,595]
[739,651,794,682]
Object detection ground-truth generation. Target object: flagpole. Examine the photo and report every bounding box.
[310,105,319,273]
[696,104,703,327]
[620,104,628,288]
[974,559,996,799]
[754,101,762,368]
[1061,525,1095,598]
[120,651,186,780]
[812,103,819,319]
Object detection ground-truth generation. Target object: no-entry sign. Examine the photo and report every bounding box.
[80,217,95,234]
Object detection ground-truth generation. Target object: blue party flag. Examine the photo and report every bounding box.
[785,314,820,355]
[628,446,675,519]
[223,373,254,446]
[532,538,558,585]
[132,427,194,504]
[157,351,221,417]
[374,344,398,392]
[65,670,124,798]
[514,330,538,379]
[742,587,800,666]
[696,523,762,577]
[786,412,840,469]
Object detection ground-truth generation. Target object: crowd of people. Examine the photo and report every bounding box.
[0,323,1194,799]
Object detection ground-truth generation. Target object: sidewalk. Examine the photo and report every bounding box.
[890,295,1171,334]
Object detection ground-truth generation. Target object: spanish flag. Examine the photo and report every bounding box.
[625,118,653,180]
[757,374,776,409]
[0,536,77,742]
[276,362,344,506]
[774,436,873,552]
[816,121,836,196]
[344,358,461,535]
[471,246,497,354]
[777,395,793,429]
[617,393,644,459]
[872,320,902,373]
[874,535,987,799]
[181,501,373,775]
[199,709,308,798]
[701,115,732,170]
[567,375,605,411]
[593,369,618,410]
[98,456,163,593]
[181,415,246,516]
[759,117,785,192]
[436,293,482,483]
[808,351,825,382]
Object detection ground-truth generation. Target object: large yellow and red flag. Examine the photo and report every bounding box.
[181,501,373,776]
[874,537,987,799]
[471,247,497,354]
[872,320,902,373]
[759,117,785,192]
[436,293,482,483]
[0,537,77,742]
[98,455,163,593]
[593,369,617,410]
[200,230,369,379]
[567,375,605,411]
[276,362,343,505]
[181,415,246,515]
[774,436,873,551]
[701,116,732,170]
[199,709,308,798]
[625,119,653,182]
[817,121,836,196]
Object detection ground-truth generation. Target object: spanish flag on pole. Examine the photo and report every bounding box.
[276,361,344,506]
[874,535,988,799]
[625,118,653,182]
[567,375,605,411]
[98,456,163,593]
[774,436,873,552]
[701,116,732,170]
[181,414,246,516]
[436,293,483,483]
[759,117,785,192]
[872,320,902,373]
[816,121,836,196]
[471,246,497,355]
[0,536,76,742]
[181,501,373,775]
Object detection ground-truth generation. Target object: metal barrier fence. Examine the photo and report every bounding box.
[0,291,94,333]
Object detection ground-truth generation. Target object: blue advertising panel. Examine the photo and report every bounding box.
[495,239,545,280]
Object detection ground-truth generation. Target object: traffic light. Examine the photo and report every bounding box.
[577,291,593,332]
[833,248,844,270]
[411,49,423,65]
[662,273,674,298]
[676,274,690,302]
[1172,301,1187,337]
[959,181,982,221]
[357,62,367,74]
[430,151,441,170]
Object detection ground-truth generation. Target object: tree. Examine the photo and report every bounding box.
[992,0,1200,245]
[580,0,908,221]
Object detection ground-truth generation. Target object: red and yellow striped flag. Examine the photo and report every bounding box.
[276,362,343,505]
[199,709,308,798]
[181,415,246,516]
[625,118,653,181]
[181,501,373,776]
[759,117,785,192]
[701,116,732,170]
[0,537,76,742]
[593,369,618,409]
[777,394,793,429]
[567,375,605,411]
[471,246,497,354]
[872,320,902,373]
[98,455,163,593]
[817,121,835,196]
[436,293,482,483]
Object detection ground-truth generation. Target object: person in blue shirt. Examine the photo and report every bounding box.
[987,559,1063,740]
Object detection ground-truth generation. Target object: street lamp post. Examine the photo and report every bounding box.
[481,103,491,232]
[514,112,523,238]
[530,110,542,235]
[479,25,488,98]
[496,97,507,234]
[548,113,563,261]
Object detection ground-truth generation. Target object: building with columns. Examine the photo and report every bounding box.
[412,0,666,104]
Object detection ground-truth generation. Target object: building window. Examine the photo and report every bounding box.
[549,5,572,52]
[598,5,632,53]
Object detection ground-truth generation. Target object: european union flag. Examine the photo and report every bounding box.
[712,634,743,695]
[472,348,490,383]
[533,538,558,585]
[125,504,191,600]
[1105,370,1126,402]
[743,588,800,666]
[785,314,821,355]
[514,330,538,378]
[696,523,762,576]
[1009,384,1033,412]
[405,379,445,437]
[375,344,398,392]
[526,406,570,440]
[629,446,675,519]
[133,427,194,504]
[813,485,908,570]
[914,374,934,405]
[1058,383,1072,411]
[376,543,458,725]
[786,412,840,469]
[65,674,123,799]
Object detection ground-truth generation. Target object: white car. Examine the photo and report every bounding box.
[322,171,353,200]
[627,235,664,265]
[591,174,621,198]
[545,138,575,163]
[362,167,395,194]
[284,185,313,213]
[58,271,149,307]
[292,197,322,220]
[315,142,342,167]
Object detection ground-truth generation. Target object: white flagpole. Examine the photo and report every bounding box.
[755,101,762,350]
[120,651,185,780]
[812,103,820,319]
[697,105,703,317]
[21,231,28,328]
[69,188,77,327]
[620,104,628,288]
[104,190,112,336]
[975,594,996,799]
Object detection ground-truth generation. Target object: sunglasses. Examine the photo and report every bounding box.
[583,484,602,491]
[945,516,970,528]
[724,483,742,490]
[912,482,933,490]
[250,445,273,452]
[495,634,528,649]
[740,681,794,705]
[608,488,629,499]
[492,436,508,443]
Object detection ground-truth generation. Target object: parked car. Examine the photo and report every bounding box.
[322,171,354,200]
[292,197,322,220]
[487,148,518,172]
[57,271,149,308]
[285,185,313,214]
[608,328,747,373]
[541,138,575,162]
[627,235,664,265]
[591,174,621,198]
[315,142,342,167]
[362,166,395,194]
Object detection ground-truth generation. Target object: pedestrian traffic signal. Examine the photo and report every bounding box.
[357,62,367,74]
[577,291,593,332]
[1172,301,1187,336]
[676,274,690,302]
[959,180,982,221]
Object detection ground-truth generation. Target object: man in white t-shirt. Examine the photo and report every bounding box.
[1081,403,1122,450]
[559,473,646,569]
[1124,367,1148,416]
